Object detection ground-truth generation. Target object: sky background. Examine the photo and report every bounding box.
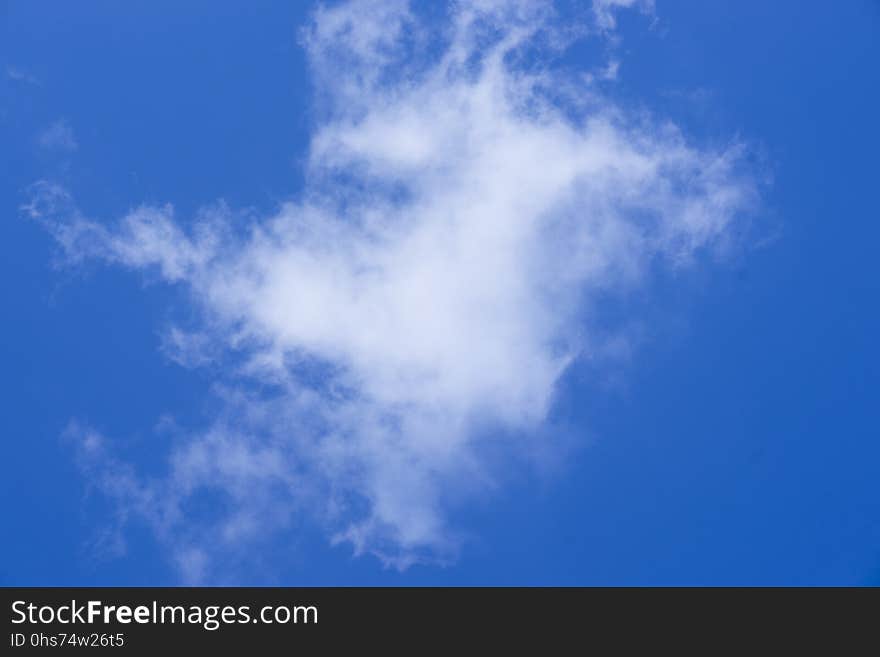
[2,0,879,585]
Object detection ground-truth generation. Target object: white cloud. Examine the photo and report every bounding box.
[32,0,757,579]
[592,0,655,31]
[6,65,41,86]
[38,119,78,152]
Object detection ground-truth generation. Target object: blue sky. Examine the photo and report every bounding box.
[2,0,878,585]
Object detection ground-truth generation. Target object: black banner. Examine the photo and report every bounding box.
[1,587,875,651]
